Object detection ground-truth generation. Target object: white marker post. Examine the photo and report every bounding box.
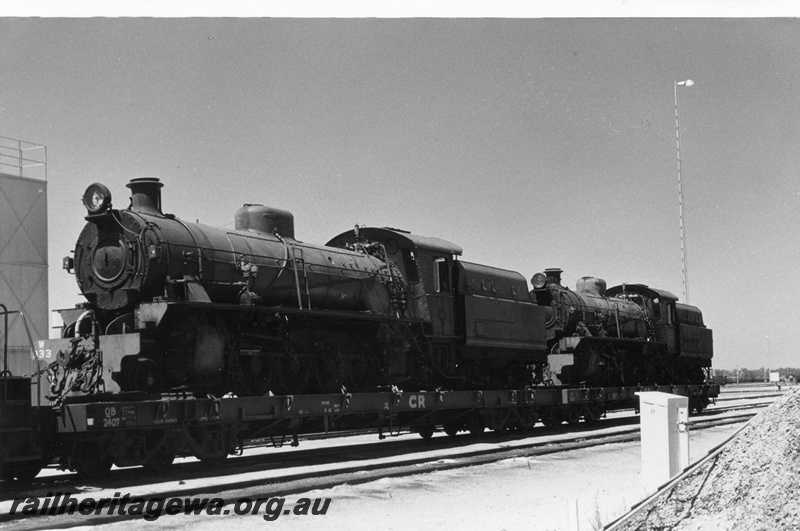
[636,391,689,493]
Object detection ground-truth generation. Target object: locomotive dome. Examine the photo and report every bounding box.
[576,277,607,296]
[235,204,295,239]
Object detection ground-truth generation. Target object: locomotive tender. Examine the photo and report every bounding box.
[46,178,712,406]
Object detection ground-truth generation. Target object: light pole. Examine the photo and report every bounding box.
[674,79,694,304]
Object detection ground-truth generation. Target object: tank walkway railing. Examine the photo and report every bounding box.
[0,135,47,181]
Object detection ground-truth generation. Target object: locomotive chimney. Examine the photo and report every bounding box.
[127,177,164,216]
[544,268,564,287]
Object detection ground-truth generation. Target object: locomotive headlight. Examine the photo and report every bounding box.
[531,272,547,289]
[82,183,112,214]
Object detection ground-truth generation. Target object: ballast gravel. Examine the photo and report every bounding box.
[615,388,800,530]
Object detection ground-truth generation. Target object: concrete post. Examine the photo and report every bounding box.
[636,391,689,493]
[567,498,580,531]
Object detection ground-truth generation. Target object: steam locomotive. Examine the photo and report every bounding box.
[530,268,712,386]
[45,178,712,404]
[48,178,548,401]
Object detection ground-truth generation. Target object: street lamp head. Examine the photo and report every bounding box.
[676,79,695,87]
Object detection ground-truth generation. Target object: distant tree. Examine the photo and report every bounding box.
[714,367,800,383]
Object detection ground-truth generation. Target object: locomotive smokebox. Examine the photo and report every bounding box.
[127,177,164,216]
[235,204,295,239]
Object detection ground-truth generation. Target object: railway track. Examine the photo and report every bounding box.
[0,395,772,530]
[1,400,760,492]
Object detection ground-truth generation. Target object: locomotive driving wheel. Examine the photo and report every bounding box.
[274,354,313,394]
[312,339,353,393]
[234,355,272,396]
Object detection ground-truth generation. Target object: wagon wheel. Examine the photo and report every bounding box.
[467,417,485,437]
[2,460,43,484]
[443,422,461,437]
[695,396,710,414]
[565,405,582,425]
[418,425,436,440]
[189,426,230,467]
[143,448,175,473]
[541,407,562,428]
[690,396,709,415]
[583,402,604,424]
[487,408,511,434]
[517,406,538,432]
[73,440,112,480]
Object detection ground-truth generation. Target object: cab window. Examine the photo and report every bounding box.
[402,249,419,282]
[651,297,661,319]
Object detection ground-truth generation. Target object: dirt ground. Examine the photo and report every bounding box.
[51,423,743,531]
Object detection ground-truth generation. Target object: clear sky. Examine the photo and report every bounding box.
[1,10,798,370]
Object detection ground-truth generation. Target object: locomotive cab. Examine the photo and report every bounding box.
[327,226,463,328]
[327,227,548,388]
[606,284,681,353]
[607,283,713,382]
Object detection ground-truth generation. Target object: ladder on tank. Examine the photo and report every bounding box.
[291,247,311,310]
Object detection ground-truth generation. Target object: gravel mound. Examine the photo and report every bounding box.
[614,388,800,530]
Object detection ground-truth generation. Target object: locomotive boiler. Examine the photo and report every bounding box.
[47,178,548,403]
[530,268,713,386]
[73,179,406,315]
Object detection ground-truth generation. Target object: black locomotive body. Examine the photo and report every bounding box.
[44,178,712,405]
[47,179,548,402]
[530,268,713,387]
[2,178,719,481]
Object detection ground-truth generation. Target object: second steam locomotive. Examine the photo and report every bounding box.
[46,178,712,404]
